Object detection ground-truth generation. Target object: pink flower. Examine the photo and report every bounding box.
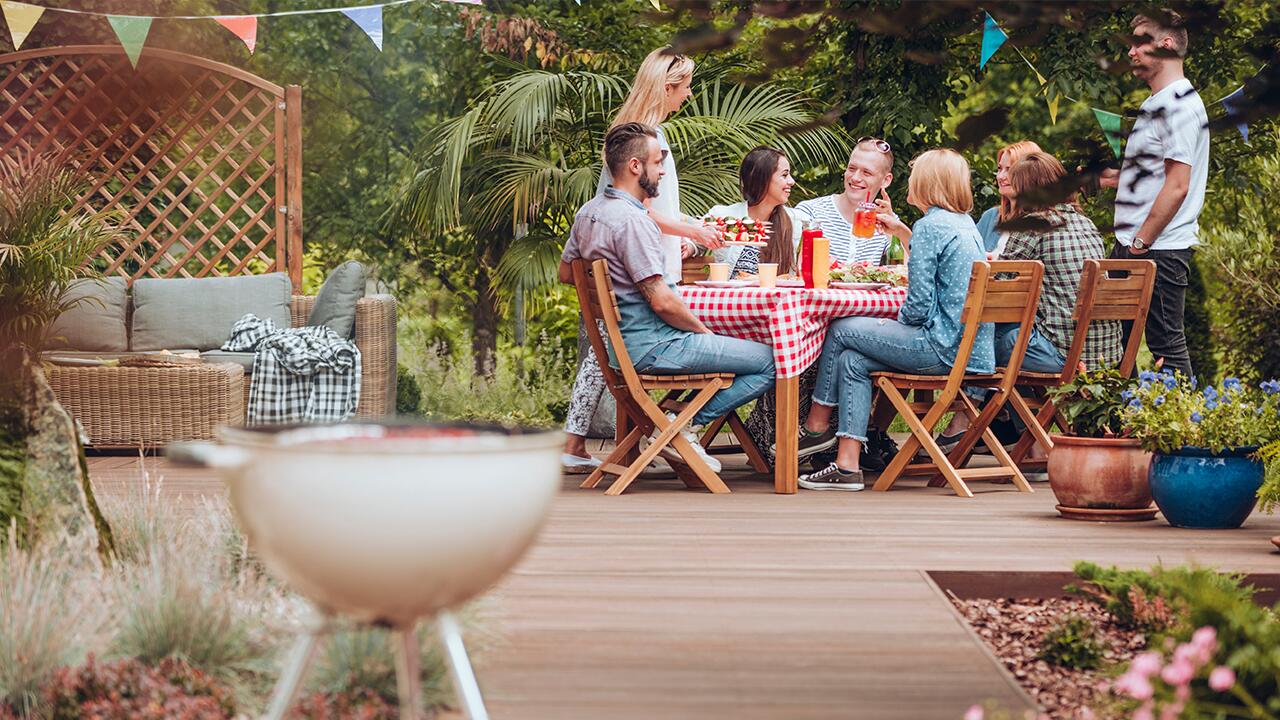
[1077,708,1097,720]
[1160,702,1184,720]
[1134,703,1155,720]
[1192,626,1218,654]
[1114,672,1155,700]
[964,705,984,720]
[1161,659,1195,687]
[1131,651,1163,677]
[1209,666,1236,692]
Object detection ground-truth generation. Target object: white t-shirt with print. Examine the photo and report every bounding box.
[597,125,682,283]
[1114,77,1209,251]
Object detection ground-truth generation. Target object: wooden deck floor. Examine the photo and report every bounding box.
[88,450,1280,719]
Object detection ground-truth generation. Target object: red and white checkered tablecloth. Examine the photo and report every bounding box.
[679,286,908,378]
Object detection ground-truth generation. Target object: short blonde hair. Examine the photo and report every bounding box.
[907,149,973,214]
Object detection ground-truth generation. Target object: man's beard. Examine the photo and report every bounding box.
[639,171,660,199]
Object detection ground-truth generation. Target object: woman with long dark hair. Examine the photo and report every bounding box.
[707,146,801,276]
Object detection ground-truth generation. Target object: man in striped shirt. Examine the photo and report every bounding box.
[795,137,896,265]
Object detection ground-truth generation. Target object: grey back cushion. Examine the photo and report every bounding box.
[131,273,292,351]
[307,261,366,338]
[46,276,129,352]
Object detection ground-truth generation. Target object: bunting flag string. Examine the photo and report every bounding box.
[214,16,258,54]
[980,9,1258,150]
[107,15,151,68]
[1,0,42,50]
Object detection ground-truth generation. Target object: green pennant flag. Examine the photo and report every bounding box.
[1092,108,1123,158]
[107,15,152,68]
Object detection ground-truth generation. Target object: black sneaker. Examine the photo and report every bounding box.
[772,426,838,460]
[798,463,865,491]
[863,430,900,472]
[974,416,1022,455]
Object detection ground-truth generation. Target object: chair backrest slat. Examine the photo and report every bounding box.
[944,261,993,391]
[1060,259,1157,378]
[947,261,1043,399]
[572,258,644,390]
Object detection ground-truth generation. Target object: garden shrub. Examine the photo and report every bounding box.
[308,626,451,711]
[288,686,399,719]
[1038,614,1104,669]
[41,655,236,720]
[395,363,423,416]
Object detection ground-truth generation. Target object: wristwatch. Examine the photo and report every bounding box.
[1131,236,1149,251]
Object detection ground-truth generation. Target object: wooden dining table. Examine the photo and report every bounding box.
[676,284,908,493]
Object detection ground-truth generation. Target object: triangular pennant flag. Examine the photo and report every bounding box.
[342,6,383,51]
[107,15,152,68]
[214,16,257,54]
[1034,70,1047,89]
[1092,108,1124,158]
[1,1,43,50]
[1220,86,1250,144]
[648,0,661,8]
[980,12,1007,69]
[1046,93,1060,125]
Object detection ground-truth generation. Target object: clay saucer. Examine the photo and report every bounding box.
[1056,504,1159,522]
[1271,536,1280,551]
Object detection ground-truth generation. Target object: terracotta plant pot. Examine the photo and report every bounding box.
[1046,435,1155,521]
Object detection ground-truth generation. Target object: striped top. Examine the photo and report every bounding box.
[793,194,892,265]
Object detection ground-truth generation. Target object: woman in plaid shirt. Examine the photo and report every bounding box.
[937,150,1122,450]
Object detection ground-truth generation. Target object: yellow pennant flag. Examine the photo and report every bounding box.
[1046,93,1060,125]
[1,0,44,50]
[648,0,661,9]
[1034,70,1047,90]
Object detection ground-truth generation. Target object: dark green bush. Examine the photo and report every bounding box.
[1039,614,1104,669]
[395,364,423,416]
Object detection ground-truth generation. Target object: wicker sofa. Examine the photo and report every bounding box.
[46,293,397,449]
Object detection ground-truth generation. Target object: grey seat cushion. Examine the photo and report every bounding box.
[200,350,256,373]
[131,273,292,351]
[46,276,129,352]
[307,261,366,338]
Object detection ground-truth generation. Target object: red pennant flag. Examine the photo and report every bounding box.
[215,16,257,54]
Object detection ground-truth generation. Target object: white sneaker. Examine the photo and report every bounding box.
[561,453,602,474]
[649,414,721,473]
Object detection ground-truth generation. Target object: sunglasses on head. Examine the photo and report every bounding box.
[857,136,892,154]
[667,52,688,70]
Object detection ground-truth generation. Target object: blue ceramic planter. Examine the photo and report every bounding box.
[1149,447,1263,529]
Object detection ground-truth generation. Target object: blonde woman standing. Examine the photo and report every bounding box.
[563,47,722,471]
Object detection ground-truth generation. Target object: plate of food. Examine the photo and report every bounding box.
[776,278,805,288]
[706,215,768,245]
[829,261,908,288]
[694,279,756,289]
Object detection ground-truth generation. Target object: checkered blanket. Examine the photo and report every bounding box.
[678,286,907,378]
[223,315,361,425]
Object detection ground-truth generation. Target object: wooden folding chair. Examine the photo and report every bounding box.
[1005,259,1157,466]
[571,258,733,495]
[871,261,1045,498]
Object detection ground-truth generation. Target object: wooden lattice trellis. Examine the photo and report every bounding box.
[0,45,303,286]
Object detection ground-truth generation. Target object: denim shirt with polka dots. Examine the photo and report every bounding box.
[898,207,994,374]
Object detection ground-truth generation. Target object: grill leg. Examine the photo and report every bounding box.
[437,611,490,720]
[393,623,426,720]
[264,617,325,720]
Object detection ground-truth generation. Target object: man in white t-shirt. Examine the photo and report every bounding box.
[1101,9,1208,378]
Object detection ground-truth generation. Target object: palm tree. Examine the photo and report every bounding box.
[396,63,849,378]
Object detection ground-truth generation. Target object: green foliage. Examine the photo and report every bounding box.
[395,363,424,416]
[1256,439,1280,514]
[1077,561,1280,720]
[1184,257,1219,384]
[1200,153,1280,385]
[1071,561,1254,634]
[1124,373,1280,455]
[1038,614,1104,670]
[0,428,24,547]
[306,626,450,709]
[0,156,122,354]
[1045,367,1132,438]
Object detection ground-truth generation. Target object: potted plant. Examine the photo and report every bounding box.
[1125,372,1280,529]
[1044,367,1155,521]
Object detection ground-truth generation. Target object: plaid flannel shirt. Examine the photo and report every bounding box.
[1001,204,1122,370]
[223,315,362,426]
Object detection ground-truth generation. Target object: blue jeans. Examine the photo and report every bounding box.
[634,334,776,426]
[996,323,1066,374]
[812,316,949,442]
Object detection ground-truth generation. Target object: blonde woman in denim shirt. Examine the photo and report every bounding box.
[791,149,994,491]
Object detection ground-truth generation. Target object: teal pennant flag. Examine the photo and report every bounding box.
[1092,108,1124,158]
[108,15,152,68]
[980,12,1007,69]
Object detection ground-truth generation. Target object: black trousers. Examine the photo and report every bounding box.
[1111,244,1194,378]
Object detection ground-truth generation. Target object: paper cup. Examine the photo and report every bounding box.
[708,263,730,282]
[757,263,778,287]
